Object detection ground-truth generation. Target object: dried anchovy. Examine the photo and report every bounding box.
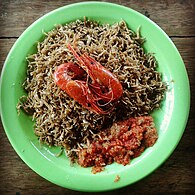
[17,19,166,158]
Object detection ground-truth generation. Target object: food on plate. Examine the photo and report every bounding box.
[78,116,157,173]
[17,18,166,172]
[53,43,123,114]
[114,175,120,182]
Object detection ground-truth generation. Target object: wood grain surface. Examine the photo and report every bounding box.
[0,0,195,194]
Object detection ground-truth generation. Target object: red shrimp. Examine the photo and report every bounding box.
[53,44,123,114]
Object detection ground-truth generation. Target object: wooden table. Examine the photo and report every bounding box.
[0,0,194,194]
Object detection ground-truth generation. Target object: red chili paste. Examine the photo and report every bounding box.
[77,116,158,173]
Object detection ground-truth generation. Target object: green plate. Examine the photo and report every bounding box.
[0,2,190,192]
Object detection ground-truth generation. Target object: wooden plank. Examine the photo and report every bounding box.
[0,38,16,72]
[0,37,194,194]
[0,0,195,37]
